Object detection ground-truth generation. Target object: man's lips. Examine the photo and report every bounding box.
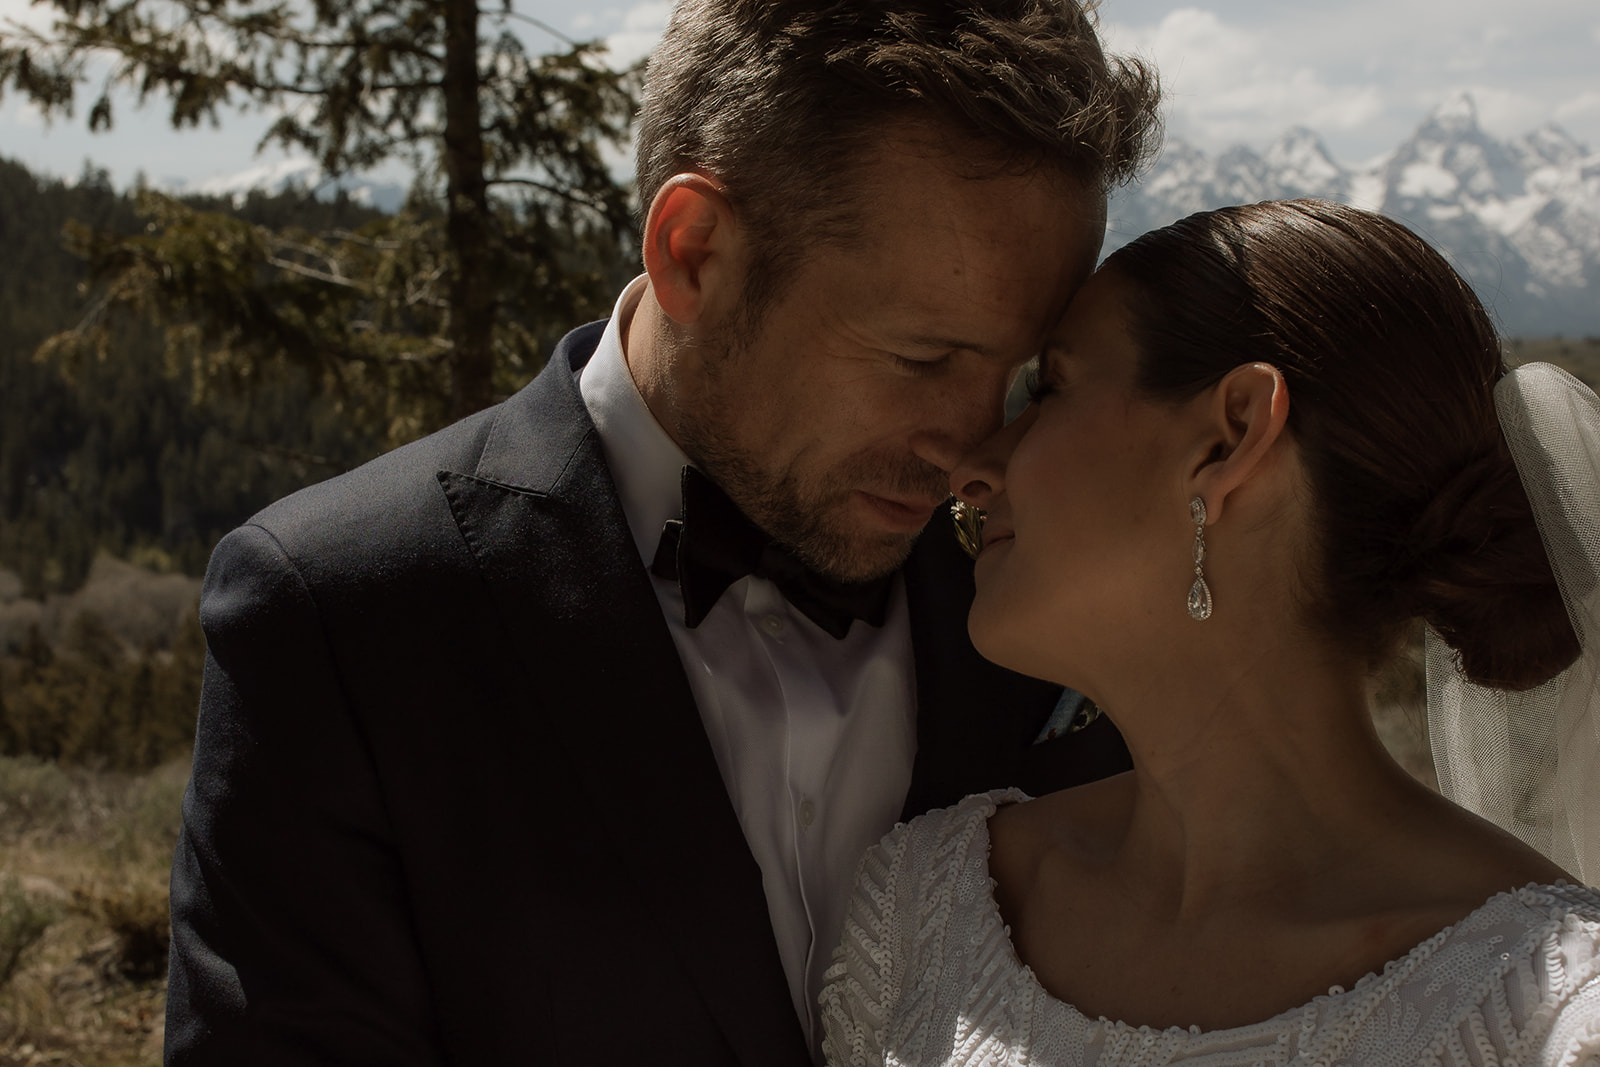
[857,491,944,532]
[871,492,946,513]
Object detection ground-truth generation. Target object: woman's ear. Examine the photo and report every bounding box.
[642,173,742,327]
[1189,362,1291,524]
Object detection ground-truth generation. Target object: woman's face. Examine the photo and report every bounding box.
[953,270,1196,688]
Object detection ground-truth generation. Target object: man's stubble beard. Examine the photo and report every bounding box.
[673,328,949,584]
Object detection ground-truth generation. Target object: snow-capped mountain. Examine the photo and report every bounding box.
[160,157,408,215]
[1107,94,1600,337]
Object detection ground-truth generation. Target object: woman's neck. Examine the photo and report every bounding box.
[1072,628,1419,919]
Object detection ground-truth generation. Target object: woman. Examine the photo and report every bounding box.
[819,200,1600,1066]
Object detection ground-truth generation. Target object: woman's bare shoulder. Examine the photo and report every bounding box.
[988,773,1135,909]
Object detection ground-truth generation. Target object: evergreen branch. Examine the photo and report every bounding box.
[486,175,616,215]
[404,269,448,310]
[480,9,577,49]
[324,230,405,251]
[262,252,356,289]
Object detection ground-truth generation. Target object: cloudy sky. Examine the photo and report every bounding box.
[0,0,1596,188]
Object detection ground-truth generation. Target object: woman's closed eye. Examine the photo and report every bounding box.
[1024,363,1057,404]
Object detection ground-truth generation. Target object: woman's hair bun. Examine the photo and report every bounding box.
[1402,441,1580,690]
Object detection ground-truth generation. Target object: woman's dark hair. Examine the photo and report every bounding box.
[1103,199,1579,690]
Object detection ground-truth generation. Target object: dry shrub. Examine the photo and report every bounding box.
[104,758,189,868]
[0,758,76,839]
[0,607,204,771]
[52,556,202,654]
[0,753,189,856]
[72,885,170,982]
[0,875,58,989]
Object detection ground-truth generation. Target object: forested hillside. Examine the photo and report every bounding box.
[0,157,393,597]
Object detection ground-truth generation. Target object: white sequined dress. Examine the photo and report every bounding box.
[819,790,1600,1067]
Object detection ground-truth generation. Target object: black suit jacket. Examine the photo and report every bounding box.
[165,321,1129,1066]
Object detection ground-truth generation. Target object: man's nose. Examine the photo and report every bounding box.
[907,373,1012,475]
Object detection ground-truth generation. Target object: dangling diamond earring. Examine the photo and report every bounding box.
[1187,496,1213,621]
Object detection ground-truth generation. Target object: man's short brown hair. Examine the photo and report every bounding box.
[636,0,1161,313]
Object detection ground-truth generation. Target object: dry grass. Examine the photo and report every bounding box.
[0,756,188,1066]
[1507,336,1600,389]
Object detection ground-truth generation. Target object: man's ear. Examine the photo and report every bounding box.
[1188,362,1291,525]
[642,174,742,327]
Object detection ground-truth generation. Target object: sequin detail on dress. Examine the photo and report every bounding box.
[818,790,1600,1067]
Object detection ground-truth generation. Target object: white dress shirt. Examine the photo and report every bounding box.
[577,277,918,1057]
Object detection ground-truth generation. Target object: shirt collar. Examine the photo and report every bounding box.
[577,275,693,567]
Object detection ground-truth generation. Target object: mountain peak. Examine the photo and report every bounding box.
[1264,127,1342,195]
[1105,95,1600,336]
[1522,122,1588,167]
[1424,92,1482,136]
[158,156,407,214]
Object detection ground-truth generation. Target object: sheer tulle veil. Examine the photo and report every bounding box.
[1428,361,1600,883]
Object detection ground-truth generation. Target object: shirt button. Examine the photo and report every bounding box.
[799,798,816,828]
[760,614,785,637]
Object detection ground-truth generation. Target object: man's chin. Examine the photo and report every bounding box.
[755,489,932,583]
[801,523,922,585]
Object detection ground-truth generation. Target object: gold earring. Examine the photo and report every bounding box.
[1187,496,1213,621]
[951,498,986,560]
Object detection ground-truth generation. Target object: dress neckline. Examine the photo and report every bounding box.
[967,787,1592,1046]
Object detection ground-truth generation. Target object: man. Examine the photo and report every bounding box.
[164,2,1160,1064]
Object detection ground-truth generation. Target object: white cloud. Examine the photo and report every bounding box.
[1440,22,1518,73]
[1102,10,1385,150]
[0,0,55,34]
[1096,2,1600,161]
[603,1,670,67]
[1451,85,1557,139]
[1555,91,1600,123]
[0,97,46,129]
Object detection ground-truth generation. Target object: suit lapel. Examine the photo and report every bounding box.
[439,325,810,1067]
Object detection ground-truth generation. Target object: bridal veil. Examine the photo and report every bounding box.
[1428,361,1600,883]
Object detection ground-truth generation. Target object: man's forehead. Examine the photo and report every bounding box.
[846,121,1107,223]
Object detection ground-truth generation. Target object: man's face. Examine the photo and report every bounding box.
[676,133,1106,583]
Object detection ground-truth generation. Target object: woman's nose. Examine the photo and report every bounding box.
[949,406,1033,506]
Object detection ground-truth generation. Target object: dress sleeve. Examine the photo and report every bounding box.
[1523,903,1600,1067]
[819,825,914,1067]
[1535,973,1600,1067]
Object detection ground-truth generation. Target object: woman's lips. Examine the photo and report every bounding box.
[980,526,1014,554]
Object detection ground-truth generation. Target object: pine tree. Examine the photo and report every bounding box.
[0,0,638,432]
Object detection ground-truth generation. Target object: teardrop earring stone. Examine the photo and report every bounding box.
[1187,576,1213,621]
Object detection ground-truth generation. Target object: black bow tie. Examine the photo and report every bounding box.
[650,466,893,640]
